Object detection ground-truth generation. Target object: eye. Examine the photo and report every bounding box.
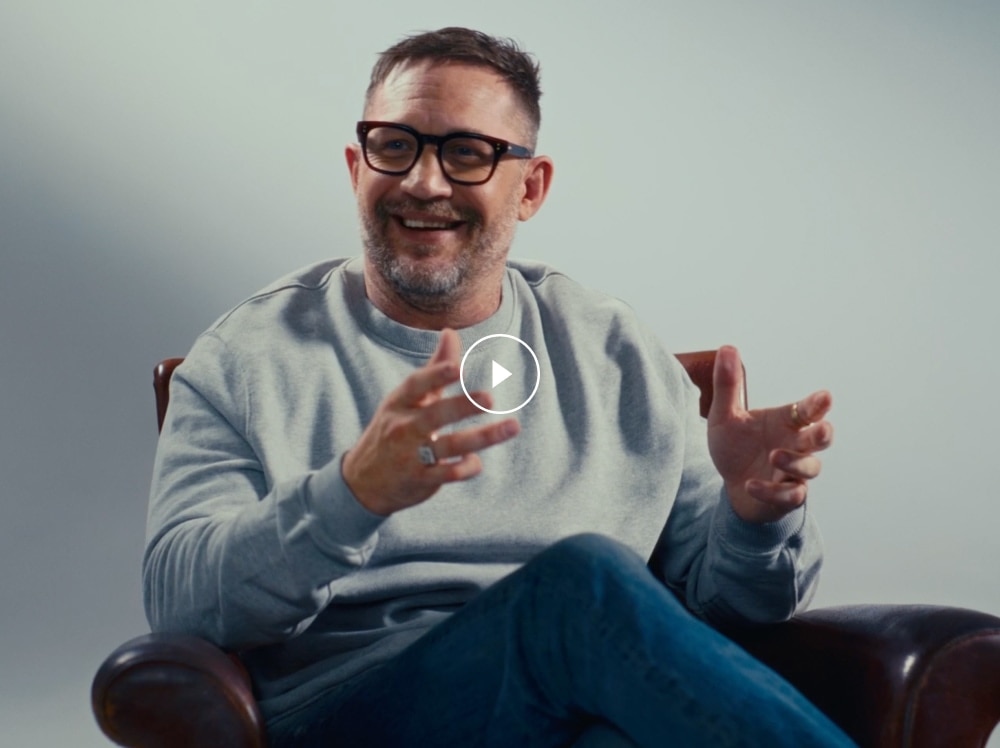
[443,138,493,166]
[366,128,418,162]
[382,138,413,153]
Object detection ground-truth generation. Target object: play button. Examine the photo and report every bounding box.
[460,334,540,415]
[491,360,512,389]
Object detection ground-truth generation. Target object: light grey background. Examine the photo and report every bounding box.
[2,2,998,745]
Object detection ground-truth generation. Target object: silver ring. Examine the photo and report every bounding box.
[417,434,438,466]
[417,444,437,466]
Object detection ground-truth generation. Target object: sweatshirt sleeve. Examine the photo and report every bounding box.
[142,332,385,650]
[651,351,823,626]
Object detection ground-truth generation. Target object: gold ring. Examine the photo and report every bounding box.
[790,402,810,430]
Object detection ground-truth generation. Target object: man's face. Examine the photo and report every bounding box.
[347,61,545,313]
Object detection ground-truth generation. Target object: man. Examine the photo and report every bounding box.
[144,27,853,747]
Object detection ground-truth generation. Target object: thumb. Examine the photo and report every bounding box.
[708,345,747,424]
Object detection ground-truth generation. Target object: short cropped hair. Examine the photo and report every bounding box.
[366,27,542,145]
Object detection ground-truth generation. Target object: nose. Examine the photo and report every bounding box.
[400,146,453,200]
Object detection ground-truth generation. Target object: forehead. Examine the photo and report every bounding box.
[366,61,525,139]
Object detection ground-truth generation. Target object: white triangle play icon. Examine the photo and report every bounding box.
[491,360,513,389]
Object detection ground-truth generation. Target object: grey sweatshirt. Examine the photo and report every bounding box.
[143,257,822,721]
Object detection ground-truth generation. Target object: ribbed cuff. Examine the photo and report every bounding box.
[302,459,385,562]
[715,491,807,553]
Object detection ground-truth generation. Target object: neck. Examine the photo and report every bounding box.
[362,260,505,330]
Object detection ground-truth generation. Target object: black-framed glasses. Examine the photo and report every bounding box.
[356,121,534,186]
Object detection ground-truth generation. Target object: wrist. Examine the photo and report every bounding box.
[724,481,793,525]
[341,451,393,516]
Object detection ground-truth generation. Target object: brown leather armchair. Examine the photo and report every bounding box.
[92,354,1000,747]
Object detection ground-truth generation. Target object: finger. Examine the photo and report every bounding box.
[418,391,494,433]
[393,360,460,407]
[744,478,807,511]
[395,327,462,406]
[429,328,462,367]
[422,452,484,483]
[708,345,746,423]
[434,418,520,459]
[775,420,834,455]
[771,450,822,481]
[781,421,833,454]
[788,390,833,430]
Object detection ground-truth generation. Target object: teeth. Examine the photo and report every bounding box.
[402,219,454,229]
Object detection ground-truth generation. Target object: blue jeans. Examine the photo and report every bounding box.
[268,534,855,747]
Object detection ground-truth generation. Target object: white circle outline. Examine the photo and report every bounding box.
[459,333,540,415]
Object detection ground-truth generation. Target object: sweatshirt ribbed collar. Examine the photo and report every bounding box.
[340,256,517,358]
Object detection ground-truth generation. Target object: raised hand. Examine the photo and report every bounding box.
[341,328,520,516]
[707,346,834,524]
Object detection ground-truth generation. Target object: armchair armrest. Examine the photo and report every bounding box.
[92,633,265,748]
[726,604,1000,748]
[92,605,1000,747]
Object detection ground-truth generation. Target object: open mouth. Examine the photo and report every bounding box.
[396,216,465,231]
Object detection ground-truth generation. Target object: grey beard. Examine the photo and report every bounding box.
[361,198,492,312]
[365,237,465,311]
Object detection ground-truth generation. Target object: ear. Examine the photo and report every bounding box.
[345,143,362,193]
[518,156,554,221]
